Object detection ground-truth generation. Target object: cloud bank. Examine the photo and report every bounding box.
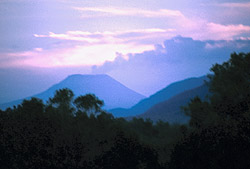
[1,0,250,105]
[92,36,250,96]
[2,20,249,68]
[1,1,250,69]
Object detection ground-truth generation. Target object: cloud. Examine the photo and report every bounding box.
[34,32,101,43]
[73,6,183,18]
[34,28,176,45]
[3,2,250,69]
[2,28,174,68]
[0,42,154,68]
[1,35,250,97]
[174,16,250,40]
[92,36,250,96]
[71,6,250,41]
[216,2,250,8]
[3,21,250,68]
[205,23,250,39]
[34,19,250,46]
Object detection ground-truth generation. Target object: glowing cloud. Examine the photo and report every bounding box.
[173,16,250,40]
[4,22,250,68]
[0,43,154,68]
[2,3,250,68]
[74,7,183,18]
[34,28,176,45]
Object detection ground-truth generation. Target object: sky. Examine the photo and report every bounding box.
[0,0,250,103]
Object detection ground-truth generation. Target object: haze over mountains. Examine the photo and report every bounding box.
[110,76,208,118]
[0,74,145,110]
[0,73,211,124]
[136,84,209,123]
[1,37,250,105]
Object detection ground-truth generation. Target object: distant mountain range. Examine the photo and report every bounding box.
[0,74,145,110]
[1,74,211,124]
[135,84,209,124]
[109,76,208,117]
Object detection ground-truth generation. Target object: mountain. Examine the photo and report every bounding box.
[0,74,145,110]
[135,84,209,123]
[109,76,208,117]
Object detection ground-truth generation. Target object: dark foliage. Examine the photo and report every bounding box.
[169,52,250,169]
[169,124,250,169]
[95,132,162,169]
[0,89,184,168]
[1,52,248,169]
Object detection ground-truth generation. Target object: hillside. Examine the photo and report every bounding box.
[110,76,208,117]
[0,74,145,110]
[136,84,209,123]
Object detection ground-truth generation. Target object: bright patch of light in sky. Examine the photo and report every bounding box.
[2,43,154,67]
[0,0,250,101]
[0,0,250,67]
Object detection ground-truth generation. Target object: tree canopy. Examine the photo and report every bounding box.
[1,52,249,169]
[169,52,250,169]
[74,94,104,115]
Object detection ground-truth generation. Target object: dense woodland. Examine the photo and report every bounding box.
[0,52,249,169]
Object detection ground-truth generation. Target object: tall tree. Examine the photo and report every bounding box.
[169,53,250,169]
[74,94,104,115]
[48,88,75,115]
[208,52,250,119]
[185,52,250,128]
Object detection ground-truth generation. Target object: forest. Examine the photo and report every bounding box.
[0,52,249,169]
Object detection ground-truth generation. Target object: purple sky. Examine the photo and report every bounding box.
[1,0,250,67]
[0,0,250,102]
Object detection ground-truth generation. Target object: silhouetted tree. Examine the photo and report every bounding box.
[208,52,250,119]
[74,94,104,115]
[17,97,45,114]
[169,52,250,169]
[184,52,250,129]
[48,88,75,115]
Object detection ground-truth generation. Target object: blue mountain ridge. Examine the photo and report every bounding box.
[109,76,208,117]
[134,84,210,123]
[0,74,145,110]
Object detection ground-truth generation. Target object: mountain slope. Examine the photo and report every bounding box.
[136,84,209,123]
[110,76,208,117]
[0,74,145,110]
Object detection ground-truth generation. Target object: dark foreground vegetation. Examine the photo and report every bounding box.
[0,52,249,169]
